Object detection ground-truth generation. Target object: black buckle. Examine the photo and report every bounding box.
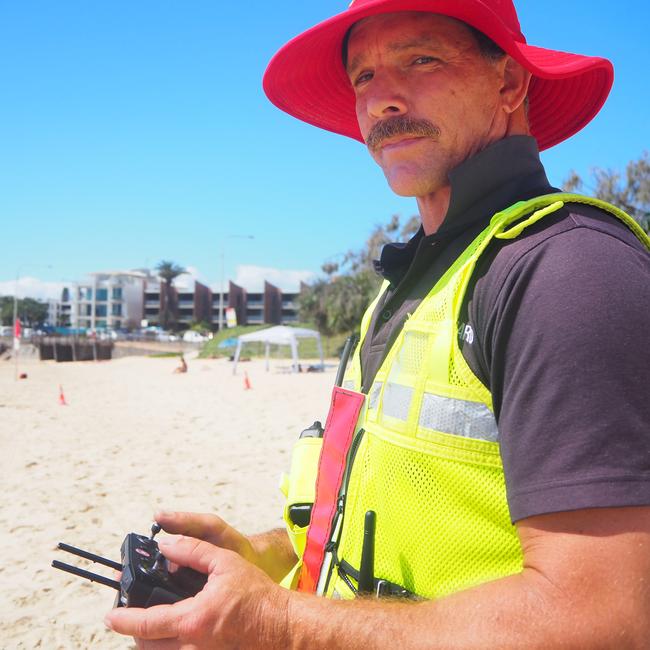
[375,579,416,599]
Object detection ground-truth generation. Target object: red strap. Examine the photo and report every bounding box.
[298,386,365,593]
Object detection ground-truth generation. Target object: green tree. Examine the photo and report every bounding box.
[564,152,650,234]
[189,320,213,333]
[299,214,420,336]
[0,297,12,326]
[0,296,49,327]
[155,260,186,331]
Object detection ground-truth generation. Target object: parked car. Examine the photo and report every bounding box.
[97,330,118,341]
[182,330,208,343]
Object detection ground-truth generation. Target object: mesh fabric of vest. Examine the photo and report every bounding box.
[324,194,650,600]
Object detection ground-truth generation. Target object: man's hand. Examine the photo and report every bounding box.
[153,510,297,583]
[104,536,290,649]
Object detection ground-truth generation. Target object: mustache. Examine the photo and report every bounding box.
[366,116,441,152]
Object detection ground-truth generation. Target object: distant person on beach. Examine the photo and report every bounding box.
[107,0,650,647]
[173,354,187,374]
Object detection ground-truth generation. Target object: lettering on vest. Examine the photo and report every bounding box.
[462,324,474,345]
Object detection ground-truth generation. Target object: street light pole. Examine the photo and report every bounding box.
[218,250,225,332]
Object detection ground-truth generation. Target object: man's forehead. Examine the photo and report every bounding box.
[345,13,471,71]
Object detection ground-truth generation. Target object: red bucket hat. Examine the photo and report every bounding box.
[263,0,614,151]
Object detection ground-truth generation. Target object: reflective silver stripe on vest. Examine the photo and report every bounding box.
[368,381,383,410]
[419,393,499,442]
[382,383,413,421]
[342,380,355,391]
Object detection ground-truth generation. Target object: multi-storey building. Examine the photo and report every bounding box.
[45,299,62,327]
[209,281,300,328]
[61,271,152,330]
[60,270,302,331]
[144,279,213,328]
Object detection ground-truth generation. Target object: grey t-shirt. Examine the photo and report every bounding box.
[360,136,650,522]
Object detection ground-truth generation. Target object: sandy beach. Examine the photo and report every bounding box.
[0,351,335,649]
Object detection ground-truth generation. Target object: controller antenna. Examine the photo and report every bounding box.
[150,522,162,540]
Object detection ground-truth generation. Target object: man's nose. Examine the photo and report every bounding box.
[365,74,408,119]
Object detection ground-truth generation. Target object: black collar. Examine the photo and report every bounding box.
[375,135,555,282]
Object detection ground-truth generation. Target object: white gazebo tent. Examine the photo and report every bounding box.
[232,326,324,374]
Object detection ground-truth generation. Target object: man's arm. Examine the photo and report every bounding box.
[289,507,650,649]
[106,506,650,649]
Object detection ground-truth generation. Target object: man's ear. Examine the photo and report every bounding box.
[500,56,531,115]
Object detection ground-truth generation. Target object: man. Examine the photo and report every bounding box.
[107,0,650,647]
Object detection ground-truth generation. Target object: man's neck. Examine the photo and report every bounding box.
[417,186,452,235]
[416,117,532,235]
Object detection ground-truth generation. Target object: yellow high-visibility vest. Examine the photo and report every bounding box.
[281,194,650,599]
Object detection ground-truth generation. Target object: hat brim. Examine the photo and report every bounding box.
[263,0,613,151]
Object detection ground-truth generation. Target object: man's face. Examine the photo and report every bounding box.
[346,12,507,197]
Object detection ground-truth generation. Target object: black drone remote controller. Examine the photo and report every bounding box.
[52,523,207,608]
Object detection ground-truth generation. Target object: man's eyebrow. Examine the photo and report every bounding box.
[346,36,441,75]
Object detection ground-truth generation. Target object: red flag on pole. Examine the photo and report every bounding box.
[13,317,21,351]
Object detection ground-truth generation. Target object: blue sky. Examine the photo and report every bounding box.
[1,0,648,298]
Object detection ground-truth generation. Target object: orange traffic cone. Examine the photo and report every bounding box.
[243,372,252,390]
[59,385,68,406]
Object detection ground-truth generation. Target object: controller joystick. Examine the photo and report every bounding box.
[150,523,162,540]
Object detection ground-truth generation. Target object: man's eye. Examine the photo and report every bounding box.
[413,56,437,65]
[354,71,373,86]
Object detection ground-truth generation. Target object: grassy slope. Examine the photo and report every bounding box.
[199,323,349,360]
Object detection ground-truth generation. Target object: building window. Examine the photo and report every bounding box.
[112,287,123,300]
[112,303,122,316]
[96,288,108,301]
[96,304,108,317]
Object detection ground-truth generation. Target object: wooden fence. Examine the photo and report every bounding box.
[37,337,113,362]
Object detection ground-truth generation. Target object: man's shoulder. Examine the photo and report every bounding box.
[475,198,648,290]
[463,197,650,363]
[525,198,644,249]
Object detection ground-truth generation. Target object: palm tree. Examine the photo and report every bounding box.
[156,260,186,331]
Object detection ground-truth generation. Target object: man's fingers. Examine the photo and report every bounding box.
[154,510,252,558]
[158,536,226,575]
[105,601,188,639]
[154,510,219,539]
[154,511,229,543]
